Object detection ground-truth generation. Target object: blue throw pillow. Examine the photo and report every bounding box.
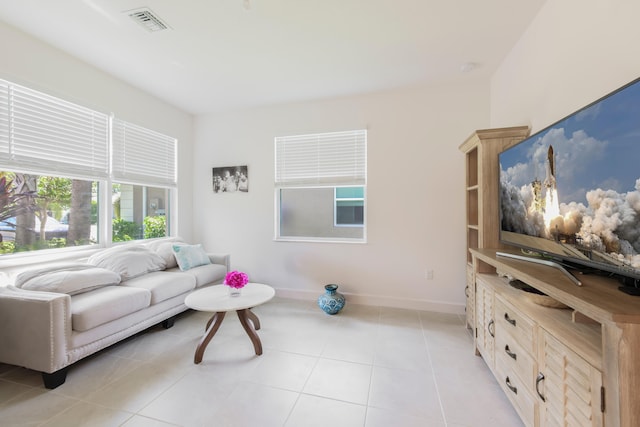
[172,244,211,271]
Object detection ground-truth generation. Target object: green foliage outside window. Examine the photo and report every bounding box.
[11,238,67,253]
[37,176,71,220]
[0,241,14,254]
[112,218,141,242]
[143,216,166,239]
[112,216,165,241]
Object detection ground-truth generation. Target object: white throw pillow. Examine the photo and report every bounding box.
[172,244,211,271]
[144,236,184,252]
[15,263,121,295]
[155,240,185,269]
[88,245,167,280]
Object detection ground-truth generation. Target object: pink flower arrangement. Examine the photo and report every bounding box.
[224,270,249,289]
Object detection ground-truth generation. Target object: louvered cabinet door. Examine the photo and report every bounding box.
[474,277,495,368]
[465,264,475,330]
[537,331,603,427]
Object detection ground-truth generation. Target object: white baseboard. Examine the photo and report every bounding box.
[273,288,465,315]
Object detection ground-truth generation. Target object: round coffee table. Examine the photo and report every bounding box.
[184,283,275,364]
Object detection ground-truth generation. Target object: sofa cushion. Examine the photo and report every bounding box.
[14,263,121,295]
[88,245,166,280]
[144,236,184,252]
[146,237,185,269]
[71,286,151,332]
[166,263,227,288]
[155,241,183,269]
[172,244,211,271]
[121,271,196,304]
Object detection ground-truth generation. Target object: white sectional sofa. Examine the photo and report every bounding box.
[0,238,229,389]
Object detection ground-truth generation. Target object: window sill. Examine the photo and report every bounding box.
[274,237,367,244]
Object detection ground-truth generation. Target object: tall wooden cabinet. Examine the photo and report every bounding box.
[461,126,640,426]
[459,126,530,328]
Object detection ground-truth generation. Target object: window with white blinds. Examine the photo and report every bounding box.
[275,130,366,186]
[112,119,177,187]
[274,129,367,242]
[0,80,109,179]
[0,78,177,254]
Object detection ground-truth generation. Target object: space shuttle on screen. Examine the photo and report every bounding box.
[531,144,560,227]
[544,145,556,190]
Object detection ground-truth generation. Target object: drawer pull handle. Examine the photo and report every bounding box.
[536,372,546,402]
[504,312,516,326]
[465,285,469,298]
[505,376,518,395]
[487,319,495,338]
[505,345,517,360]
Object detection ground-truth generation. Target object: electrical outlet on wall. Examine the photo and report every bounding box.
[425,269,434,280]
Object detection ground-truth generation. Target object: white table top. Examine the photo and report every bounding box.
[184,283,275,312]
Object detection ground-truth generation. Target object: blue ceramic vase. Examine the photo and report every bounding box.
[318,284,345,315]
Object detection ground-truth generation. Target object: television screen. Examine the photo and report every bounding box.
[499,77,640,282]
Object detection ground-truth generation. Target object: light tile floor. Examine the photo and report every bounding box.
[0,297,523,426]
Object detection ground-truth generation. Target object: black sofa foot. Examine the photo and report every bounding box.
[42,368,67,389]
[162,316,175,329]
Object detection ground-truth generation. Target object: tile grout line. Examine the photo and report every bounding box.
[363,305,383,426]
[282,347,323,426]
[420,312,449,427]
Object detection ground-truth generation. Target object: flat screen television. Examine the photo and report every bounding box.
[499,77,640,288]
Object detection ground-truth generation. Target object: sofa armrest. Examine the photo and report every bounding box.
[207,253,230,272]
[0,286,71,373]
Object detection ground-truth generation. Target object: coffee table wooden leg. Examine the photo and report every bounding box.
[195,311,226,364]
[247,309,261,330]
[205,313,217,330]
[237,309,263,355]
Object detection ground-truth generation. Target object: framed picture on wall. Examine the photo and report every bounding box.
[212,165,248,193]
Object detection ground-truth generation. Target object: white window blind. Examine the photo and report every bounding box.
[275,129,367,186]
[0,80,109,178]
[0,81,9,156]
[0,80,9,159]
[112,118,177,187]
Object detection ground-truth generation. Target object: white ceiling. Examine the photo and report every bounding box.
[0,0,546,115]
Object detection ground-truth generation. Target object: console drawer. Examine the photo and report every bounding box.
[495,357,537,427]
[495,329,536,390]
[495,296,535,354]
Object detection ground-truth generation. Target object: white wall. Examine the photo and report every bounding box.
[0,18,497,313]
[0,22,195,242]
[491,0,640,132]
[194,79,490,313]
[193,0,640,314]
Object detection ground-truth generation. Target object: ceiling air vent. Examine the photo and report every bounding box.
[127,8,170,32]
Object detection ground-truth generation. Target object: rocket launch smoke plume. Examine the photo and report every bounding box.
[500,173,640,269]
